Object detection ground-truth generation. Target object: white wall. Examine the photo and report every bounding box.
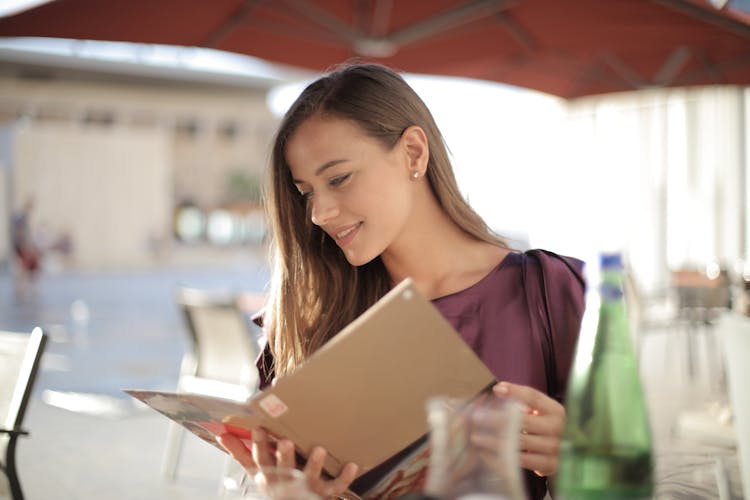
[0,74,278,270]
[0,164,8,267]
[0,122,15,269]
[413,80,747,292]
[555,86,745,289]
[12,122,172,268]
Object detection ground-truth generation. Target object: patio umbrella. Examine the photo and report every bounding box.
[0,0,749,98]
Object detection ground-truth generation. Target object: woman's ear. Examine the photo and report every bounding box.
[400,126,429,175]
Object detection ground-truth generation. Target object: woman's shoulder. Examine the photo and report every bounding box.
[514,249,587,316]
[492,248,585,288]
[521,249,586,287]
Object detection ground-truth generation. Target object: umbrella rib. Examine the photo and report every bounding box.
[280,0,361,42]
[600,52,647,88]
[653,0,750,41]
[679,51,750,85]
[369,0,394,37]
[567,62,636,99]
[246,16,344,45]
[353,0,370,35]
[387,0,519,47]
[493,11,536,50]
[693,50,725,83]
[202,0,265,48]
[653,46,693,86]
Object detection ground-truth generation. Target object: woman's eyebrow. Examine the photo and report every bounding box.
[292,159,349,183]
[315,159,349,175]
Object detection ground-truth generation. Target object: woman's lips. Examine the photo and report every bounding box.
[333,222,362,247]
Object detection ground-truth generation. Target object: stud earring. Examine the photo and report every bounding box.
[411,170,420,180]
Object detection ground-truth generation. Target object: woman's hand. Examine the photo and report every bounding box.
[217,428,359,498]
[493,381,565,477]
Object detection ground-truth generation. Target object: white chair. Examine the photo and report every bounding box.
[161,287,263,481]
[672,269,732,380]
[622,267,678,358]
[0,327,47,500]
[718,312,750,499]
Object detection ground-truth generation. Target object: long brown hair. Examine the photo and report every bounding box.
[265,62,508,377]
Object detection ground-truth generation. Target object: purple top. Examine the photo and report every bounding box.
[432,250,585,403]
[256,249,586,499]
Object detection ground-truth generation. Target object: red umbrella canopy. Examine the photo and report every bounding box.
[1,0,750,98]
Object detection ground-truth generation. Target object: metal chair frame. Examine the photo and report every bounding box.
[0,327,47,500]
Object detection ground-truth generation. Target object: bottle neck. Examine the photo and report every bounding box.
[595,268,633,353]
[600,267,625,300]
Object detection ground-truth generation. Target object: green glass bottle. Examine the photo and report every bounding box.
[557,253,654,499]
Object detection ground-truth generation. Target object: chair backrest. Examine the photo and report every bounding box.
[672,269,732,311]
[175,287,261,389]
[622,267,644,331]
[719,312,750,498]
[0,327,46,432]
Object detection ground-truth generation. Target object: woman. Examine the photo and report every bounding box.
[218,62,585,499]
[12,197,42,300]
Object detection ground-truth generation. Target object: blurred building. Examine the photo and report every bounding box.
[0,41,291,270]
[0,39,746,294]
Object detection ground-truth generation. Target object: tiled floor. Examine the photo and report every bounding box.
[1,254,270,500]
[635,317,743,499]
[0,256,743,499]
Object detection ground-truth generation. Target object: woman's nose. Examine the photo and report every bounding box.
[310,193,339,226]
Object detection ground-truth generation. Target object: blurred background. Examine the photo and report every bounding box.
[1,0,749,499]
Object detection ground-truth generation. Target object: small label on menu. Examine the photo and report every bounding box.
[259,394,288,418]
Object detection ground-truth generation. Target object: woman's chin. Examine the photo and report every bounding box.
[342,248,378,267]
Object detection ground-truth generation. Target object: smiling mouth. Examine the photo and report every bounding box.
[336,222,361,240]
[335,223,361,240]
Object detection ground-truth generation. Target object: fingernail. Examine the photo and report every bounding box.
[494,382,510,395]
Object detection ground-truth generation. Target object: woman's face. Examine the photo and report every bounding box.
[285,114,417,266]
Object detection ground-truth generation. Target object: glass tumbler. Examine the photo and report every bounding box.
[221,466,320,499]
[424,394,526,500]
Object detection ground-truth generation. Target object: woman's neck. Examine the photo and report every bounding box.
[380,197,508,300]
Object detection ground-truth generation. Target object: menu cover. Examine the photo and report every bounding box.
[125,278,495,478]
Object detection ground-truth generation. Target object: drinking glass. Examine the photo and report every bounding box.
[221,466,319,499]
[424,394,526,500]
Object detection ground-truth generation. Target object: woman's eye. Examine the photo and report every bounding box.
[329,173,351,186]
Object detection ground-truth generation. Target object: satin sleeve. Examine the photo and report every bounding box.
[251,309,275,390]
[525,249,586,403]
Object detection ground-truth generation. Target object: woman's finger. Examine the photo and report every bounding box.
[519,412,564,437]
[275,439,296,469]
[301,447,359,498]
[469,429,508,454]
[493,382,563,417]
[251,427,275,467]
[471,424,560,458]
[520,451,557,477]
[303,446,327,484]
[217,433,257,469]
[518,433,560,457]
[327,462,359,496]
